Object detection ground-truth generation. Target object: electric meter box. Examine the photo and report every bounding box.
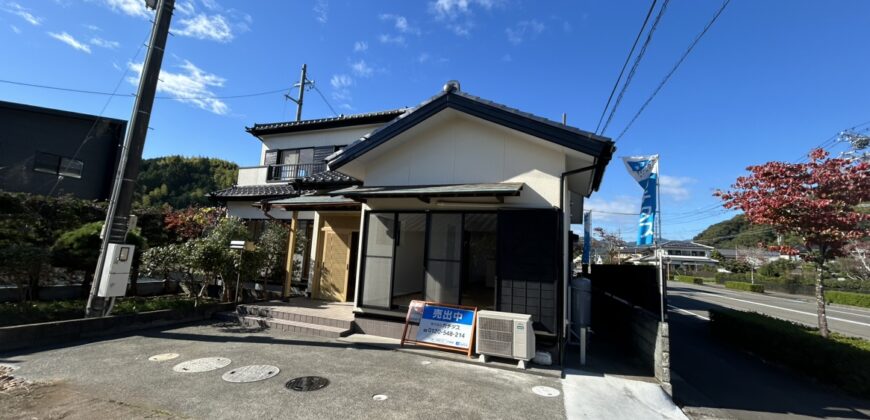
[97,243,135,297]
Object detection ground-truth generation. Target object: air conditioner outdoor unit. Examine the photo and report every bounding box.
[475,310,535,369]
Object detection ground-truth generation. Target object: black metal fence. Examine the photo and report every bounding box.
[587,264,662,318]
[267,163,326,181]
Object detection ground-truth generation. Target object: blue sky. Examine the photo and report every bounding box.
[2,0,869,240]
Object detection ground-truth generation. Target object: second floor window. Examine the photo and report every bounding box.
[264,146,344,180]
[34,152,84,179]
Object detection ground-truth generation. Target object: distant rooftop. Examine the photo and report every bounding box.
[246,109,408,137]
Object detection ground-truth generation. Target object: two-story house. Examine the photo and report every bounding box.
[214,81,616,358]
[626,240,718,272]
[211,109,406,297]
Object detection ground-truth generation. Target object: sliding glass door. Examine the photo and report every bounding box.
[361,213,394,309]
[424,214,462,304]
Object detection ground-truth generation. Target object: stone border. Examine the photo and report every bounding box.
[0,302,234,353]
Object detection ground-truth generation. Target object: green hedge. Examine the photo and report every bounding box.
[725,281,765,293]
[825,291,870,309]
[710,309,870,399]
[674,275,706,285]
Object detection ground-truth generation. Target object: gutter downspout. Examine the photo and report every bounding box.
[559,163,598,365]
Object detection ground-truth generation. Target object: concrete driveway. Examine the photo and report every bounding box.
[2,322,565,420]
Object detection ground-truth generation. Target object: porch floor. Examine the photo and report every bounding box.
[242,297,355,321]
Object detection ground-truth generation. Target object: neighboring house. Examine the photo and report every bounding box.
[213,81,616,352]
[0,100,126,200]
[716,248,787,263]
[626,241,718,272]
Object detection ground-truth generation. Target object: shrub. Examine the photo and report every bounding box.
[710,309,870,398]
[674,275,705,285]
[725,281,765,293]
[825,291,870,309]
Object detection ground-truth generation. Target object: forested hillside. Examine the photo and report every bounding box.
[135,156,238,208]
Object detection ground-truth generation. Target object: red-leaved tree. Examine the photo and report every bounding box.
[715,149,870,338]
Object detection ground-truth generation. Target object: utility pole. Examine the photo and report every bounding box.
[285,64,312,122]
[85,0,175,317]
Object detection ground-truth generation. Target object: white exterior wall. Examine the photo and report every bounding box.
[344,113,566,208]
[259,125,381,160]
[237,167,267,186]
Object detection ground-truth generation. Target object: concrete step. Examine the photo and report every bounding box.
[236,304,353,331]
[237,315,352,338]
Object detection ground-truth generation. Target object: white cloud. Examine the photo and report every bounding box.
[174,13,233,42]
[501,53,512,62]
[3,2,43,26]
[175,1,195,16]
[200,0,221,11]
[353,41,368,52]
[379,13,419,35]
[350,59,373,78]
[378,33,405,46]
[102,0,151,18]
[48,31,91,53]
[428,0,501,36]
[418,52,430,63]
[330,74,353,89]
[10,24,20,34]
[659,175,695,201]
[584,196,639,221]
[313,0,328,23]
[90,36,119,49]
[505,19,545,45]
[330,74,353,103]
[127,59,229,115]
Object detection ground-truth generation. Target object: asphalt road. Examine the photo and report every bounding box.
[2,322,566,420]
[667,283,870,419]
[668,282,870,339]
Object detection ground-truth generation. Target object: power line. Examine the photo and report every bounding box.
[599,0,670,136]
[594,0,659,134]
[311,83,339,117]
[0,78,290,101]
[615,0,731,142]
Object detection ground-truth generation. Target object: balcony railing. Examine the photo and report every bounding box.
[266,163,327,181]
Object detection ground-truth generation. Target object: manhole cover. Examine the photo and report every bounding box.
[172,357,231,373]
[532,385,560,397]
[372,394,388,401]
[149,353,180,362]
[285,376,329,391]
[222,365,280,383]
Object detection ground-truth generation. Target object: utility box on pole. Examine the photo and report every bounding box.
[97,244,135,297]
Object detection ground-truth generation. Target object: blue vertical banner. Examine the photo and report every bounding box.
[622,155,659,246]
[581,211,592,265]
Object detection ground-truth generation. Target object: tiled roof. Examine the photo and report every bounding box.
[326,84,615,192]
[295,170,360,186]
[246,109,408,136]
[209,184,296,201]
[660,241,714,250]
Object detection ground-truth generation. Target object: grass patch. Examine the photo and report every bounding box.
[710,309,870,399]
[673,275,707,285]
[825,291,870,309]
[725,281,765,293]
[0,295,201,327]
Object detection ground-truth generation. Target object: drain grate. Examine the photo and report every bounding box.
[285,376,329,392]
[532,385,560,397]
[222,365,280,383]
[172,357,231,373]
[148,353,180,362]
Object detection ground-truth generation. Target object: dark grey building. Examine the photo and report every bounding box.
[0,100,126,200]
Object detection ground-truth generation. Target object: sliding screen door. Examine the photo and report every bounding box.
[425,213,462,304]
[361,213,395,309]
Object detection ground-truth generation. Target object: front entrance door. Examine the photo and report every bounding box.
[317,230,351,302]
